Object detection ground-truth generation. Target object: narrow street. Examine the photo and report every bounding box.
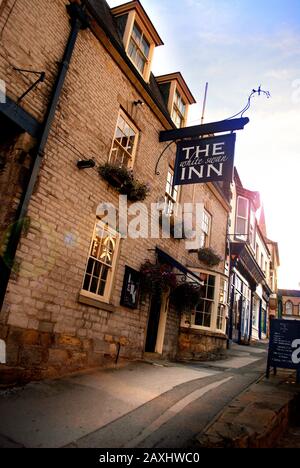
[0,344,267,448]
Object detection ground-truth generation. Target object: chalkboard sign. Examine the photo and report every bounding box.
[267,319,300,382]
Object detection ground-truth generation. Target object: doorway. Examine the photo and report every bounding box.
[145,291,169,354]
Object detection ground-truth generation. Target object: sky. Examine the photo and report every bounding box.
[108,0,300,289]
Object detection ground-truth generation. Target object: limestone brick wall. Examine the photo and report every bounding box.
[0,0,229,377]
[178,328,227,361]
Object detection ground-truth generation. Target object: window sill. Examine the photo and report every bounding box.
[180,326,227,339]
[78,292,116,312]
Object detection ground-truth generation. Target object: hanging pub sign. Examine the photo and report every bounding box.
[267,319,300,383]
[173,133,236,186]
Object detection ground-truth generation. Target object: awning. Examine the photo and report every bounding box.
[156,247,201,283]
[230,242,265,287]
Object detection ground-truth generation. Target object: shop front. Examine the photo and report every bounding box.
[178,269,229,360]
[230,271,253,344]
[229,243,266,345]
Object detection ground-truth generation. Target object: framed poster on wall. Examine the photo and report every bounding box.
[120,266,141,310]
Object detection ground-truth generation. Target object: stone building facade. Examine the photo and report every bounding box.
[0,0,230,381]
[278,290,300,320]
[228,169,277,344]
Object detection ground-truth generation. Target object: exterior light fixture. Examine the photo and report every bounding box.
[76,159,96,170]
[134,100,144,106]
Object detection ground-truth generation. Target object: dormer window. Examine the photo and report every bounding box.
[111,1,163,82]
[235,196,249,241]
[156,73,196,128]
[172,90,186,128]
[128,22,150,75]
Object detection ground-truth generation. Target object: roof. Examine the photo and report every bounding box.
[234,169,260,210]
[266,239,280,266]
[236,185,261,211]
[234,167,243,188]
[156,72,196,105]
[279,290,300,298]
[257,205,267,237]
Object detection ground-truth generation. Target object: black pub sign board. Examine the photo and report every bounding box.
[267,319,300,382]
[173,133,236,186]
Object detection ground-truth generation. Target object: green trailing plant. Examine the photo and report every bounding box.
[98,163,150,202]
[198,247,223,267]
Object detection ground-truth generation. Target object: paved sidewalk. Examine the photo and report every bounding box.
[195,369,300,448]
[0,360,217,448]
[0,343,268,448]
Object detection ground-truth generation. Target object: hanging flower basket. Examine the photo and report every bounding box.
[171,281,202,313]
[98,163,150,202]
[140,261,178,297]
[198,247,222,267]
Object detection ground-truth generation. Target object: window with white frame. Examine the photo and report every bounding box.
[194,273,216,328]
[109,111,138,169]
[200,210,212,248]
[236,196,249,240]
[249,210,256,250]
[82,220,120,302]
[165,167,179,215]
[128,22,151,76]
[217,278,228,331]
[171,90,186,128]
[285,301,293,315]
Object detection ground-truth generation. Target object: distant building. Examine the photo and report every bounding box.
[266,239,280,322]
[228,169,278,344]
[278,290,300,320]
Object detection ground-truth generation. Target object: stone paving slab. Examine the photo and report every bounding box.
[195,369,300,448]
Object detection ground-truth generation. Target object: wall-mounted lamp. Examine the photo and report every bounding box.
[134,99,144,106]
[77,159,96,170]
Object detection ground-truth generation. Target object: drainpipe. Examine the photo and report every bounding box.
[0,2,89,310]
